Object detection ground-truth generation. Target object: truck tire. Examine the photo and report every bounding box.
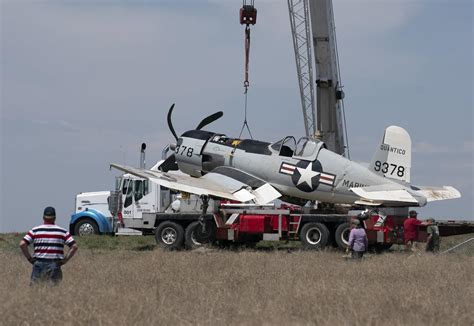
[155,221,184,250]
[185,221,216,250]
[335,222,351,250]
[300,222,329,250]
[74,219,99,236]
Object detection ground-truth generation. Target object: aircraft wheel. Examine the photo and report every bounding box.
[335,222,351,250]
[155,221,184,250]
[300,222,329,250]
[74,219,99,236]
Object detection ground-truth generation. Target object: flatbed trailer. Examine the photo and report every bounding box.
[143,205,353,250]
[141,204,474,251]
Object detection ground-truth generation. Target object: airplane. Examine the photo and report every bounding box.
[111,104,461,208]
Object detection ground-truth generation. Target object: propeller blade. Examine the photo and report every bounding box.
[159,154,178,172]
[167,103,178,141]
[196,111,224,130]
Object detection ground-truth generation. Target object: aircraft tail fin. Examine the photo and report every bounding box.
[369,126,411,183]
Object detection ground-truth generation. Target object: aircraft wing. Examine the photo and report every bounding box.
[110,164,281,205]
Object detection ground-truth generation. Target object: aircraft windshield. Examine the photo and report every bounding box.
[271,136,296,157]
[294,137,319,158]
[270,139,284,151]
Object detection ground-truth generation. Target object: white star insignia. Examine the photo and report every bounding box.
[296,163,320,189]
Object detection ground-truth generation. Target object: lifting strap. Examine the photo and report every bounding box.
[239,1,257,139]
[240,0,257,93]
[244,25,251,92]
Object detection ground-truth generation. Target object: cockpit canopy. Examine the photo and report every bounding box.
[271,136,325,161]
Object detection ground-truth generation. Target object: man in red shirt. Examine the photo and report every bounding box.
[404,210,424,252]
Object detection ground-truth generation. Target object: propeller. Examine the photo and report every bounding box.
[167,103,178,141]
[196,111,223,130]
[161,104,224,172]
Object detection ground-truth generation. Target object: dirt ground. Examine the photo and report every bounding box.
[1,234,473,325]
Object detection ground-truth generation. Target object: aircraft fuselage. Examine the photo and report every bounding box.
[174,130,403,205]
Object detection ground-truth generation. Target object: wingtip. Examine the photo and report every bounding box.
[443,186,462,198]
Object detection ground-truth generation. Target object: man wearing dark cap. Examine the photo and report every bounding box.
[19,206,78,285]
[403,210,424,252]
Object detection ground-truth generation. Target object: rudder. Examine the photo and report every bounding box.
[369,126,411,183]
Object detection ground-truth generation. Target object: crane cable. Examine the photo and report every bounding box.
[239,0,257,139]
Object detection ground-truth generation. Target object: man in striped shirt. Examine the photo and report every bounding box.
[19,206,78,285]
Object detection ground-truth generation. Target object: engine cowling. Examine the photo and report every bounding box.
[175,130,214,177]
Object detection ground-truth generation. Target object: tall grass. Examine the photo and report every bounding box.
[1,243,473,325]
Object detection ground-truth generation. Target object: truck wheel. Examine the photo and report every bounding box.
[335,222,351,250]
[300,222,329,250]
[74,219,99,236]
[185,221,216,250]
[155,221,184,250]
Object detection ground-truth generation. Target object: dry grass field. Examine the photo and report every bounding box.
[1,233,473,326]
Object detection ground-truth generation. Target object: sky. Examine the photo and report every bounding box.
[1,0,472,232]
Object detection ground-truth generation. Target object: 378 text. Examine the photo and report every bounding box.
[374,161,405,177]
[175,145,194,157]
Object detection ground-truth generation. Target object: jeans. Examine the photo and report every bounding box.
[31,260,63,285]
[351,251,364,259]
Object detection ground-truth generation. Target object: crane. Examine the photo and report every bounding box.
[288,0,350,158]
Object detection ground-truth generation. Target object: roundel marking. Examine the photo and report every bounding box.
[291,160,322,192]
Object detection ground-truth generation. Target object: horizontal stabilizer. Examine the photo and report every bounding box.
[415,186,461,202]
[353,200,383,206]
[350,184,421,206]
[351,183,461,207]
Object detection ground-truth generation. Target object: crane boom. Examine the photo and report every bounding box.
[287,0,316,140]
[288,0,349,157]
